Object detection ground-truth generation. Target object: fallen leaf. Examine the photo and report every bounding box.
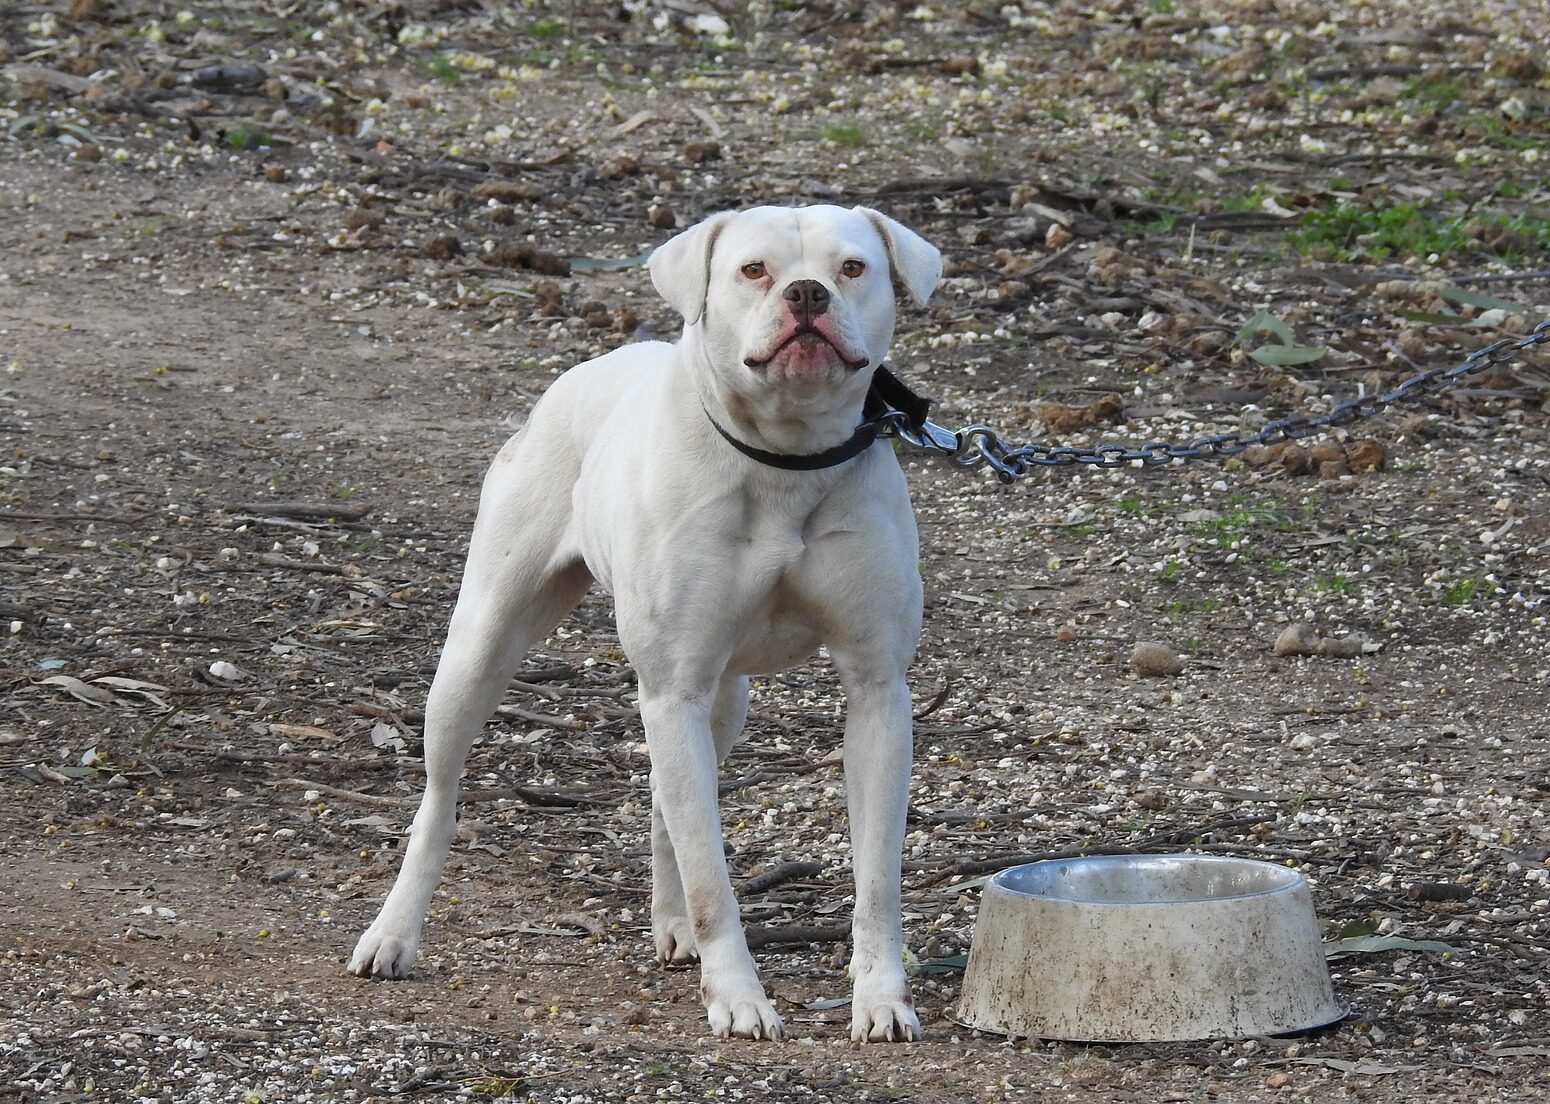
[1288,1058,1422,1076]
[40,675,117,707]
[1325,934,1456,957]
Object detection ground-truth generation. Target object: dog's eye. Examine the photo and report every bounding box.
[841,259,866,278]
[741,262,767,280]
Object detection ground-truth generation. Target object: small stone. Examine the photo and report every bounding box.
[263,163,287,183]
[1273,622,1321,657]
[1054,622,1077,643]
[1131,642,1185,677]
[1134,790,1169,811]
[1266,1071,1293,1089]
[648,203,676,230]
[74,143,102,162]
[1044,222,1073,249]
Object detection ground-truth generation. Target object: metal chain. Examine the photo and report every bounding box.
[881,317,1550,483]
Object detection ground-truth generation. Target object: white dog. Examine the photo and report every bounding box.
[348,205,942,1042]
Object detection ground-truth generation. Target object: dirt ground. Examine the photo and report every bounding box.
[3,2,1550,1101]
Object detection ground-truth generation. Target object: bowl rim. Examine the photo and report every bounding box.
[988,852,1306,905]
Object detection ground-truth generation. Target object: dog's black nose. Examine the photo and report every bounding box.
[782,279,830,322]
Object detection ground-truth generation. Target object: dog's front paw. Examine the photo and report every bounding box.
[850,1001,921,1043]
[702,980,785,1041]
[850,981,922,1042]
[653,917,699,965]
[348,925,419,979]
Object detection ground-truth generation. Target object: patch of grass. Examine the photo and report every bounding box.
[220,126,272,150]
[461,1071,527,1098]
[427,53,461,83]
[1291,202,1550,261]
[1312,573,1358,595]
[821,121,866,147]
[529,18,565,38]
[1442,576,1494,606]
[1403,74,1465,106]
[1189,496,1296,544]
[1126,211,1178,235]
[1292,202,1465,259]
[1164,597,1224,621]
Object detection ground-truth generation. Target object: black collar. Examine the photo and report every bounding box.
[703,366,933,472]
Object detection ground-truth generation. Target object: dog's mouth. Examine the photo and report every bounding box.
[744,328,869,373]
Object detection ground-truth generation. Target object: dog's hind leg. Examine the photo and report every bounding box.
[349,437,591,980]
[650,672,748,965]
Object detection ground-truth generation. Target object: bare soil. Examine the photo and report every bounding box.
[3,3,1549,1102]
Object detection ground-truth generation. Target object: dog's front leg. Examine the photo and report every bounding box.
[836,669,921,1043]
[640,686,783,1041]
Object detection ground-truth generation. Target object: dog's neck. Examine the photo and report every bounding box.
[682,332,875,459]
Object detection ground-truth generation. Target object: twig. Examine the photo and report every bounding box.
[234,501,374,522]
[745,923,850,950]
[255,553,356,576]
[742,860,823,895]
[912,677,952,721]
[269,777,415,808]
[494,704,586,730]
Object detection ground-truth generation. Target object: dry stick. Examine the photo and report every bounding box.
[255,553,356,576]
[742,860,823,896]
[270,777,416,808]
[235,501,374,522]
[745,924,850,951]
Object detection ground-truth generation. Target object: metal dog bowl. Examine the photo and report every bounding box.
[955,854,1344,1042]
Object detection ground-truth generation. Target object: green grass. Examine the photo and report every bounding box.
[1442,576,1494,606]
[1403,74,1465,105]
[1164,597,1224,620]
[426,53,460,82]
[1312,573,1358,595]
[821,122,866,147]
[1292,202,1550,261]
[1189,497,1298,543]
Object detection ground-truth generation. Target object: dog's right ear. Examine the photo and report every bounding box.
[648,211,736,325]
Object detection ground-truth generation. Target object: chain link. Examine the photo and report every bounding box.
[883,317,1550,484]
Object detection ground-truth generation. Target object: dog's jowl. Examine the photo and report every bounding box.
[348,205,942,1042]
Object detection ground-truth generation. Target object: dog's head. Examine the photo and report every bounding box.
[649,206,940,404]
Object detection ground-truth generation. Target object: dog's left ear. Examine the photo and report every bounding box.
[648,211,736,325]
[854,207,942,307]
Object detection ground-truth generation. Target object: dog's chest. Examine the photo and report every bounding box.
[722,534,827,674]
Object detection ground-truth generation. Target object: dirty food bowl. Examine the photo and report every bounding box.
[955,854,1344,1042]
